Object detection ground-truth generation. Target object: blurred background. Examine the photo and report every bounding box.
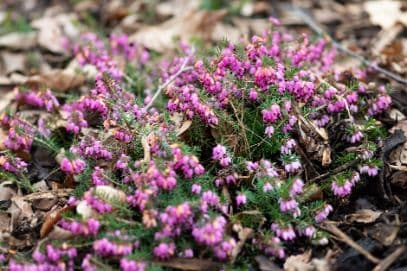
[0,0,405,89]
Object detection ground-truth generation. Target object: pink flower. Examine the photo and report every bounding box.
[284,160,301,173]
[153,242,176,260]
[191,183,202,194]
[120,259,146,271]
[359,165,379,176]
[279,198,298,212]
[331,179,353,197]
[263,182,273,192]
[262,104,281,123]
[236,193,247,206]
[212,144,231,167]
[346,131,363,144]
[315,204,333,223]
[289,178,304,196]
[265,126,274,137]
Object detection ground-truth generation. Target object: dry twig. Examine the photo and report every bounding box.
[373,246,406,271]
[322,222,381,264]
[291,5,407,85]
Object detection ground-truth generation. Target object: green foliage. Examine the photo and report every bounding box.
[0,13,33,35]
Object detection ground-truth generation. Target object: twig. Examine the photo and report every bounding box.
[373,246,406,271]
[291,5,407,85]
[143,51,194,110]
[309,158,360,183]
[322,222,381,264]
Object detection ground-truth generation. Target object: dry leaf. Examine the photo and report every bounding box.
[231,224,253,263]
[212,23,242,44]
[1,52,26,75]
[40,205,74,238]
[46,225,74,240]
[156,0,199,17]
[76,200,95,219]
[369,222,399,246]
[255,256,283,271]
[27,68,85,91]
[130,10,226,52]
[0,32,37,50]
[0,212,11,232]
[345,209,382,224]
[364,1,407,29]
[372,23,404,56]
[154,258,223,271]
[391,171,407,189]
[31,14,79,54]
[284,250,313,271]
[0,182,17,201]
[94,185,126,204]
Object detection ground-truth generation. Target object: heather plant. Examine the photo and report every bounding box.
[1,19,391,271]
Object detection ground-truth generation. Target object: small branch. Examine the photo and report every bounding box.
[309,158,360,183]
[373,246,406,271]
[322,222,381,264]
[144,52,194,111]
[291,5,407,85]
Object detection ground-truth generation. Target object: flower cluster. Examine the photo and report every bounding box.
[2,21,392,270]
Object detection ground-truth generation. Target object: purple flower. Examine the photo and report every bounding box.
[331,179,353,197]
[289,178,304,196]
[315,204,333,223]
[212,144,231,167]
[236,193,247,206]
[153,242,176,260]
[359,165,379,176]
[120,259,146,271]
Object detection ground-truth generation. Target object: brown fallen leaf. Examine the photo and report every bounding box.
[231,224,253,263]
[0,32,37,50]
[1,52,26,75]
[363,1,407,29]
[46,225,74,240]
[284,250,313,271]
[391,171,407,189]
[345,209,382,224]
[31,14,78,54]
[255,256,283,271]
[76,200,96,219]
[94,185,127,204]
[368,222,399,246]
[130,9,226,52]
[40,205,74,238]
[0,212,11,232]
[154,258,223,271]
[27,68,86,92]
[372,23,404,56]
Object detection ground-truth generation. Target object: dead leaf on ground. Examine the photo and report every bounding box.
[27,68,86,91]
[0,32,37,50]
[391,171,407,189]
[255,256,283,271]
[94,185,126,204]
[130,10,226,52]
[0,212,11,232]
[40,205,74,238]
[363,1,407,29]
[76,200,96,219]
[154,258,223,271]
[368,222,399,246]
[345,209,382,224]
[46,225,73,240]
[31,13,79,54]
[231,224,253,263]
[156,0,199,17]
[1,52,26,75]
[284,250,313,271]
